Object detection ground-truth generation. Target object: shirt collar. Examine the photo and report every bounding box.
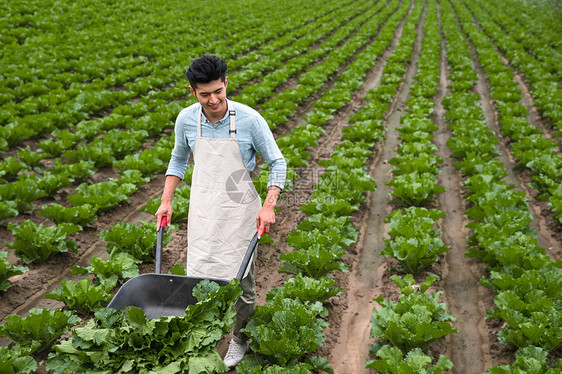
[201,99,232,125]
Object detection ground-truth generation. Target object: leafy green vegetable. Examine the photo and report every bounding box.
[386,172,446,206]
[99,220,174,262]
[242,293,329,367]
[279,243,348,279]
[385,207,445,238]
[487,346,562,373]
[382,236,450,274]
[300,194,358,217]
[0,178,48,213]
[0,308,81,354]
[366,345,454,373]
[0,157,29,181]
[45,278,116,315]
[0,200,18,221]
[7,220,81,264]
[547,184,562,224]
[287,225,357,252]
[49,160,96,184]
[389,153,442,176]
[38,203,98,227]
[169,263,187,276]
[486,290,561,352]
[46,280,242,374]
[0,344,38,374]
[266,273,342,317]
[67,180,137,211]
[36,171,74,197]
[370,275,457,352]
[70,251,141,288]
[0,251,28,291]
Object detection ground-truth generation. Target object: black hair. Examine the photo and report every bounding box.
[185,54,227,90]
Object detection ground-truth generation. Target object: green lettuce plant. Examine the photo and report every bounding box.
[370,275,457,352]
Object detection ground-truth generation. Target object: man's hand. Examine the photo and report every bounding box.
[256,186,281,238]
[155,175,181,230]
[155,202,173,230]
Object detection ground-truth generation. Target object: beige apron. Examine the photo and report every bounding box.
[187,103,262,280]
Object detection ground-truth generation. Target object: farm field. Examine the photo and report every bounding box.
[1,0,561,373]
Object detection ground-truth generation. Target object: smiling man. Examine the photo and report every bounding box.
[155,54,286,368]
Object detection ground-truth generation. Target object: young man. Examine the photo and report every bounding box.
[155,54,286,368]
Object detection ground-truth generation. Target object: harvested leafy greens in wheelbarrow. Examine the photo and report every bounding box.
[46,279,242,374]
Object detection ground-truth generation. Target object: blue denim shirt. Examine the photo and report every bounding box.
[166,99,286,189]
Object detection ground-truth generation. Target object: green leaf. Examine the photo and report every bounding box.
[0,251,28,291]
[0,345,38,374]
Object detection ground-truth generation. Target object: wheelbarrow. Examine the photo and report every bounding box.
[107,217,259,319]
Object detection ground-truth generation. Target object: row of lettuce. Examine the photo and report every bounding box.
[442,0,561,371]
[0,0,407,371]
[368,1,456,371]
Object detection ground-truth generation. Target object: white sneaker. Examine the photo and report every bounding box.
[223,338,249,368]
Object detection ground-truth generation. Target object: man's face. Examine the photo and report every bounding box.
[189,77,228,120]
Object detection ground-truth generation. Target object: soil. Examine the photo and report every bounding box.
[1,1,561,373]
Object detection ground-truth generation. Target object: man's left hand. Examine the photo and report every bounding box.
[256,186,281,238]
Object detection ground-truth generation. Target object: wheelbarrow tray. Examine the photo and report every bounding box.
[107,218,259,319]
[107,273,230,319]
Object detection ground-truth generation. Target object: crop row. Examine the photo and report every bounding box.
[366,1,457,371]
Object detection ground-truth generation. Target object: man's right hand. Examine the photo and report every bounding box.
[155,175,181,230]
[155,202,173,230]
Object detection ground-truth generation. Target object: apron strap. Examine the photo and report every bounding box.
[196,106,202,138]
[229,109,236,139]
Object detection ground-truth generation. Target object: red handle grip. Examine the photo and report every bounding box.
[160,216,167,227]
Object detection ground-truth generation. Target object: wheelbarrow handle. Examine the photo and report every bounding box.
[155,216,167,274]
[235,232,259,282]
